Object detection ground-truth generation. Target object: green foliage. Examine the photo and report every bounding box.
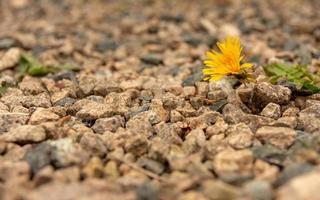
[0,85,8,96]
[264,63,320,94]
[18,54,79,77]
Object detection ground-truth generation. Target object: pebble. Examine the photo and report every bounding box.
[0,125,46,144]
[154,122,182,145]
[79,133,107,157]
[260,103,281,119]
[251,144,286,166]
[92,115,124,133]
[82,157,104,178]
[182,128,206,154]
[225,123,253,149]
[298,104,320,133]
[29,107,60,124]
[124,135,149,157]
[253,82,291,110]
[213,149,254,177]
[244,180,273,200]
[126,111,154,137]
[24,142,53,174]
[76,102,113,120]
[277,171,320,200]
[255,126,296,149]
[274,163,314,187]
[253,159,279,183]
[202,180,240,200]
[19,76,45,95]
[0,112,29,133]
[205,117,228,138]
[137,157,165,175]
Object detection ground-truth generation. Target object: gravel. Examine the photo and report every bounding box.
[0,0,320,199]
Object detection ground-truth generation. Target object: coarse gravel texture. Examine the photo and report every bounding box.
[0,0,320,200]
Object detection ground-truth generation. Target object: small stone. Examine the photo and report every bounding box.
[124,135,149,157]
[94,80,122,96]
[92,115,124,134]
[0,112,29,133]
[22,93,52,108]
[213,149,253,177]
[136,182,159,200]
[0,160,30,185]
[225,123,253,149]
[137,157,165,175]
[190,96,206,110]
[19,76,45,95]
[298,104,320,133]
[82,157,104,178]
[183,86,196,98]
[170,110,184,123]
[204,134,228,159]
[0,48,21,71]
[205,117,228,138]
[33,166,54,186]
[260,103,281,119]
[51,90,70,104]
[282,107,299,117]
[53,166,80,183]
[54,97,76,107]
[202,180,240,200]
[0,38,16,49]
[187,110,220,129]
[182,129,206,155]
[237,87,253,104]
[126,111,154,137]
[222,104,246,124]
[150,99,169,122]
[182,72,203,87]
[76,102,113,120]
[244,180,273,200]
[141,54,163,65]
[254,159,279,183]
[78,75,96,96]
[277,171,320,200]
[49,138,89,168]
[24,142,53,174]
[255,126,297,149]
[195,82,208,97]
[148,137,170,163]
[95,37,117,52]
[274,163,314,187]
[79,133,107,157]
[154,122,182,145]
[270,117,297,129]
[251,144,286,165]
[29,108,60,125]
[178,191,208,200]
[11,105,29,113]
[219,23,240,37]
[104,160,119,178]
[207,90,227,102]
[253,82,291,109]
[0,125,46,144]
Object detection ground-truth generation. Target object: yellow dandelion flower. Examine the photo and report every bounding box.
[203,36,253,81]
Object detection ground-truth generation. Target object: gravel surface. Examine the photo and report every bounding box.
[0,0,320,200]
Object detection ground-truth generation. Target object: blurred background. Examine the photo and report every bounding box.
[0,0,319,71]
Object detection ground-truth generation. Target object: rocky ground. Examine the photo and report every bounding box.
[0,0,320,199]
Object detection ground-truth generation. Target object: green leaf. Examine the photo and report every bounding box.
[18,53,79,77]
[0,85,8,96]
[56,64,81,72]
[263,63,320,94]
[27,65,59,76]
